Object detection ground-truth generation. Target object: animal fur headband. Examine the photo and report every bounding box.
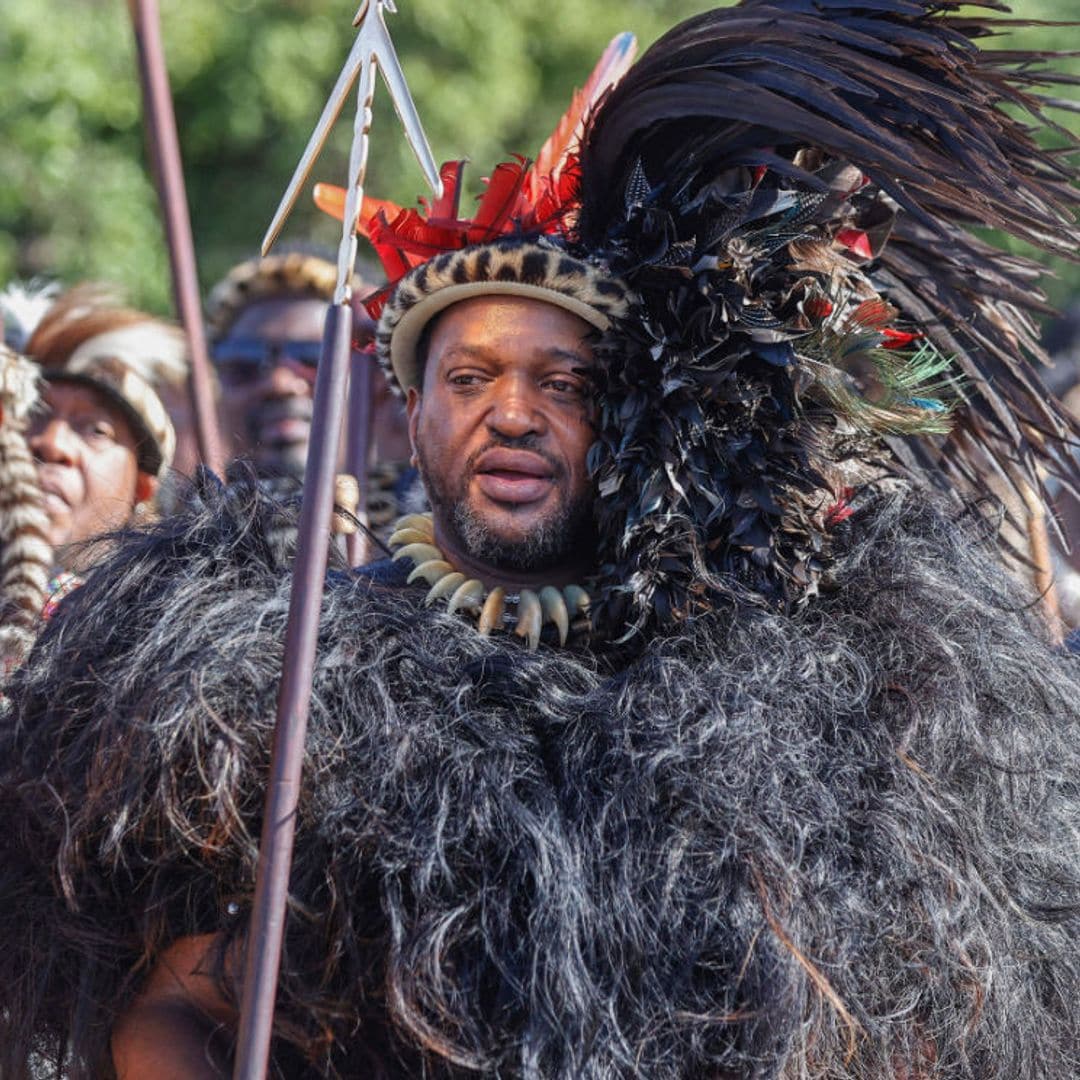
[318,0,1079,638]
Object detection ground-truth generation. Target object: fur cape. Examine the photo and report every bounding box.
[2,477,1080,1078]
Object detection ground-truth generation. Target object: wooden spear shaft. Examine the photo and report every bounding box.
[235,4,441,1070]
[1021,480,1064,640]
[128,0,226,474]
[234,36,381,1080]
[233,302,353,1078]
[344,349,374,567]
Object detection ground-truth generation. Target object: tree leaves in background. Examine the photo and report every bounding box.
[0,0,715,310]
[0,0,1074,314]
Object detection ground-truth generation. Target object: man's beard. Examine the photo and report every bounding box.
[249,398,313,481]
[416,439,595,573]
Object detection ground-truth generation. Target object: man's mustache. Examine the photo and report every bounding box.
[258,398,314,422]
[250,397,314,432]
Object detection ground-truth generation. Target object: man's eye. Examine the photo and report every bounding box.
[449,374,484,387]
[217,361,261,387]
[544,378,583,395]
[88,422,117,441]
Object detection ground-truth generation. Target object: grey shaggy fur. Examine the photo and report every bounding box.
[2,476,1080,1077]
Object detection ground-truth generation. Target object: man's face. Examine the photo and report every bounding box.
[213,297,327,479]
[407,296,598,574]
[28,381,149,552]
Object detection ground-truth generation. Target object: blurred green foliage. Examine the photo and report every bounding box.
[0,0,1075,315]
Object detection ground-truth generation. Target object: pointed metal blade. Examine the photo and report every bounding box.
[372,12,443,199]
[261,35,366,255]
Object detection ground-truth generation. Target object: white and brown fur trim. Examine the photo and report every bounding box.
[375,239,631,392]
[0,346,51,668]
[54,353,177,477]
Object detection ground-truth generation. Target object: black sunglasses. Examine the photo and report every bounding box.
[211,335,378,386]
[212,338,324,385]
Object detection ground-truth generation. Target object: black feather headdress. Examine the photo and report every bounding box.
[359,0,1079,640]
[568,0,1080,636]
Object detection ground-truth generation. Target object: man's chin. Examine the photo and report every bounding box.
[42,506,73,551]
[450,495,581,572]
[467,496,558,539]
[46,527,72,552]
[256,442,309,479]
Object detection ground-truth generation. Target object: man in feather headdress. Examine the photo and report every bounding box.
[3,2,1080,1077]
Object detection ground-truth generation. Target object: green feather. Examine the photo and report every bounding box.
[799,332,961,437]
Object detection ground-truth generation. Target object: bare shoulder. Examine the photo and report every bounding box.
[111,933,238,1079]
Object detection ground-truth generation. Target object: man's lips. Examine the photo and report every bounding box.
[254,402,313,447]
[259,417,311,445]
[472,448,556,505]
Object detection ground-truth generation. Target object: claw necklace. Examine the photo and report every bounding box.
[388,513,590,651]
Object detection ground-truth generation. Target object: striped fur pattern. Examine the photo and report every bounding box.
[22,284,188,391]
[0,346,51,668]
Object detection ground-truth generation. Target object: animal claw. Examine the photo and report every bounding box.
[389,527,434,548]
[394,513,434,538]
[406,559,454,586]
[426,572,466,605]
[515,589,543,652]
[392,542,442,565]
[563,585,590,618]
[478,587,506,636]
[539,586,569,646]
[447,578,485,615]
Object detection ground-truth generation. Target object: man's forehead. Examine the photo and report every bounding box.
[228,295,329,340]
[436,340,591,365]
[429,297,595,356]
[45,379,123,417]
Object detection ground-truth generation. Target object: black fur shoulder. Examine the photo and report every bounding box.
[2,478,1079,1077]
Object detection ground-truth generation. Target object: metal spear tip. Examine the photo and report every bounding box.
[262,0,441,255]
[260,28,369,256]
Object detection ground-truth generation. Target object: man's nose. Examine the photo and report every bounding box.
[487,378,546,440]
[264,356,314,398]
[30,419,78,466]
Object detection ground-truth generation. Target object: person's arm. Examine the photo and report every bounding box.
[111,933,238,1080]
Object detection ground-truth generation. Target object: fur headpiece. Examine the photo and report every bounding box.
[374,238,631,390]
[24,287,181,477]
[328,0,1079,639]
[205,251,370,342]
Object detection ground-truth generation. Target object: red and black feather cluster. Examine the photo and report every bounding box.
[571,0,1080,637]
[317,158,580,320]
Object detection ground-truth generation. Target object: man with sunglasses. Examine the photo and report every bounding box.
[208,251,340,481]
[207,250,413,489]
